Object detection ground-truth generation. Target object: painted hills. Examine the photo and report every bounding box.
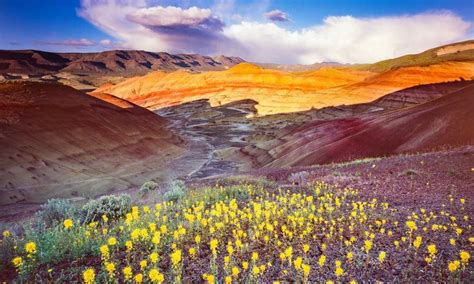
[0,40,473,217]
[0,82,184,208]
[245,81,474,167]
[93,40,474,116]
[0,50,245,91]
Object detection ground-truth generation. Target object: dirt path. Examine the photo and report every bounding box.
[155,100,257,181]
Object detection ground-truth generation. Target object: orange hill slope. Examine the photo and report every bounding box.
[260,83,474,167]
[0,82,184,205]
[94,60,474,115]
[310,61,474,108]
[93,63,374,115]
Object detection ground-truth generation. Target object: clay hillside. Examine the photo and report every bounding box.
[251,82,474,167]
[94,41,474,116]
[0,82,185,209]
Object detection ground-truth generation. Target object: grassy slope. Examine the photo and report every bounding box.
[352,40,474,72]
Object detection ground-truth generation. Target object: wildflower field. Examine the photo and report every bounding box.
[1,181,472,283]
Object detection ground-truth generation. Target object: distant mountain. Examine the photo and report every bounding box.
[0,49,245,76]
[255,61,345,71]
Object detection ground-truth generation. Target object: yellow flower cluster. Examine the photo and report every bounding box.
[6,182,472,282]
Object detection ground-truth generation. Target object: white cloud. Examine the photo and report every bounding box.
[264,9,289,22]
[78,1,472,64]
[127,6,217,27]
[224,12,471,63]
[38,38,97,47]
[99,39,112,46]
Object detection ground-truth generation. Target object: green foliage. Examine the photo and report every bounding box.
[35,199,76,228]
[139,180,159,195]
[80,194,131,224]
[0,232,16,271]
[163,180,186,202]
[23,224,101,267]
[184,184,251,207]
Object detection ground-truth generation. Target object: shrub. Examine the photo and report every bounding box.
[140,180,159,195]
[288,171,310,185]
[163,180,186,202]
[80,194,131,223]
[35,199,76,227]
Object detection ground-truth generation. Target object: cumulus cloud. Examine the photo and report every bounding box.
[127,6,219,27]
[264,9,289,22]
[78,0,472,64]
[99,39,113,46]
[79,0,230,54]
[38,38,97,47]
[224,12,471,63]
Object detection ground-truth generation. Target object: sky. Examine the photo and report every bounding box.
[0,0,473,64]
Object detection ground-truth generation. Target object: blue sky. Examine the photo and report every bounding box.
[1,0,473,63]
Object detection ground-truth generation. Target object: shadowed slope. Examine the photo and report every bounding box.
[0,82,185,206]
[259,83,474,167]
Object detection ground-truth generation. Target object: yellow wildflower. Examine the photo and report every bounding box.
[100,245,109,259]
[135,273,143,283]
[149,268,164,283]
[25,242,37,254]
[319,255,326,267]
[150,252,158,264]
[303,244,310,253]
[171,249,182,267]
[427,244,437,255]
[252,266,260,276]
[83,268,95,284]
[413,236,422,249]
[140,259,148,270]
[378,251,386,263]
[12,256,23,268]
[294,256,303,270]
[448,260,460,272]
[460,250,470,263]
[2,230,10,238]
[123,266,133,280]
[364,240,372,253]
[335,266,344,277]
[105,262,115,277]
[126,240,133,251]
[189,247,196,257]
[108,237,117,246]
[210,239,218,255]
[232,266,240,277]
[347,251,353,261]
[302,263,310,278]
[63,219,73,229]
[406,220,417,231]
